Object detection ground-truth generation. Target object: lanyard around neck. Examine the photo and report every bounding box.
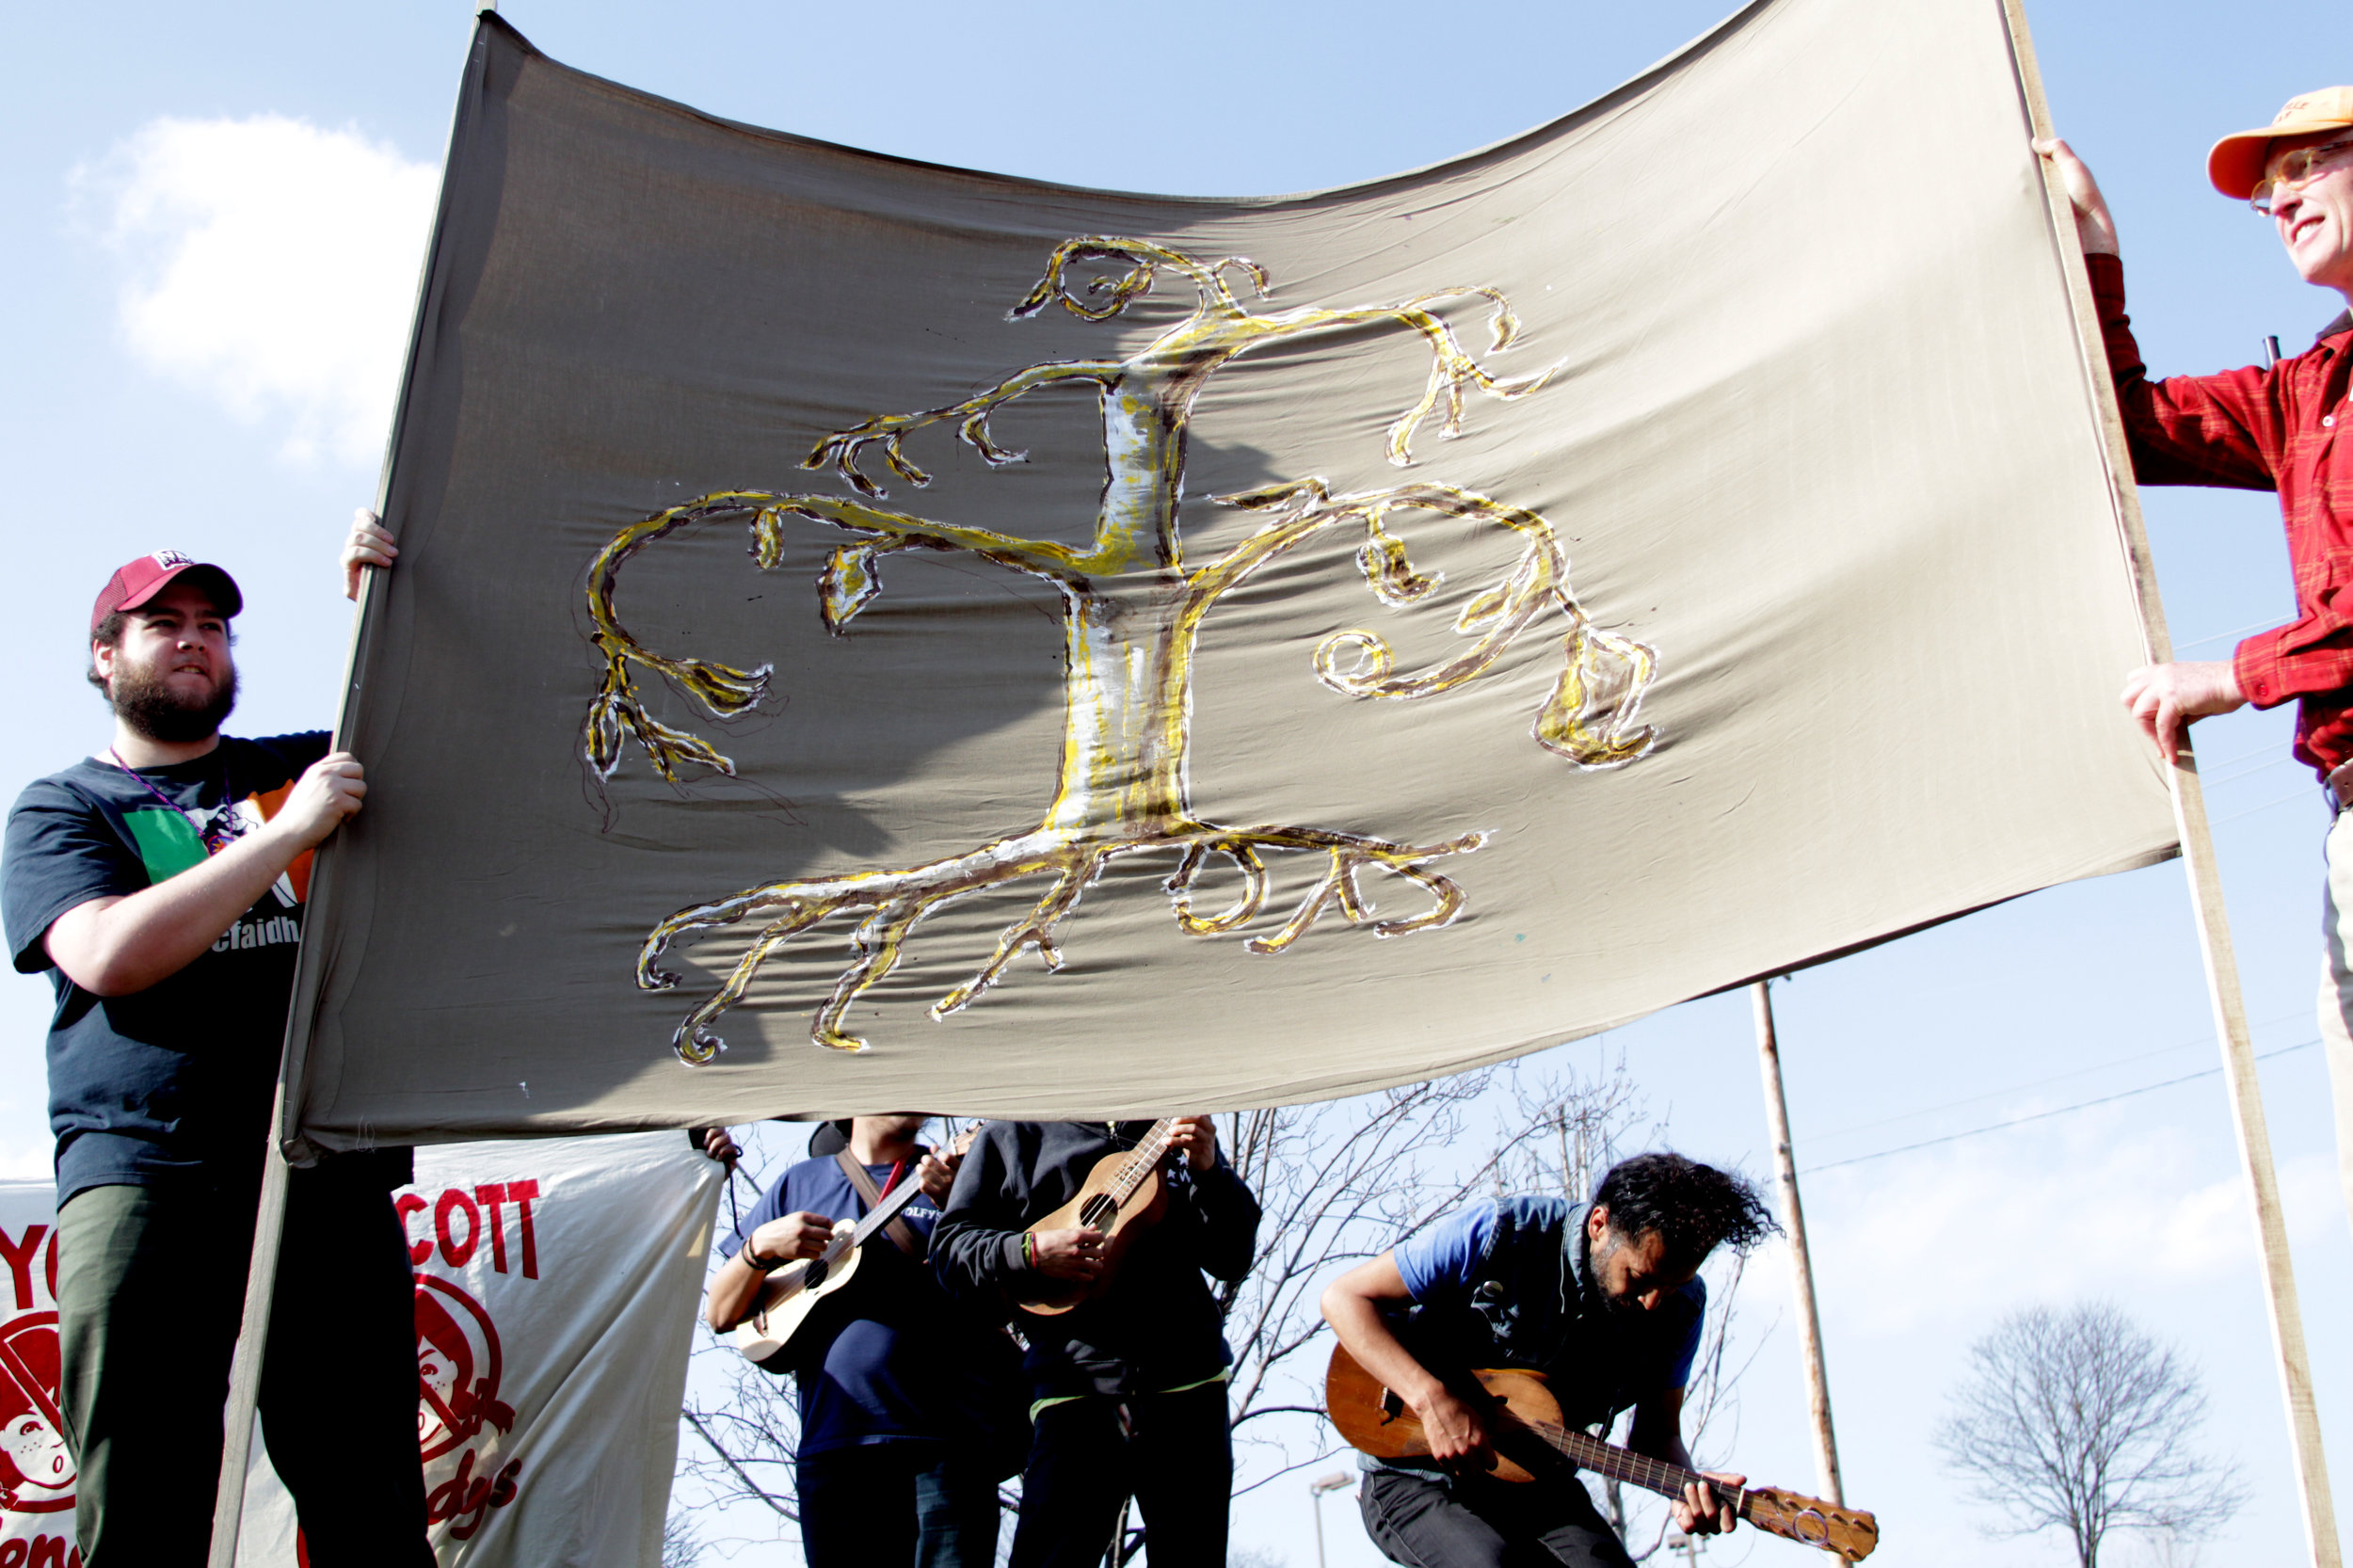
[108,747,242,857]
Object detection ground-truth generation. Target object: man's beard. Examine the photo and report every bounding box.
[110,661,237,744]
[1588,1234,1645,1316]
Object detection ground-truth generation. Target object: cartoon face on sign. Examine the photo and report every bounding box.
[0,1314,72,1514]
[414,1277,514,1462]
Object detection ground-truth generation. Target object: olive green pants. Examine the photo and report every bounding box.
[55,1166,431,1568]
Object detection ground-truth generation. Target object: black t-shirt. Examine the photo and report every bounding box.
[3,734,332,1204]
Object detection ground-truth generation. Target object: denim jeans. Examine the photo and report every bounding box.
[795,1444,1000,1568]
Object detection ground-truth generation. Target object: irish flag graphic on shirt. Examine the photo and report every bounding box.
[120,782,314,908]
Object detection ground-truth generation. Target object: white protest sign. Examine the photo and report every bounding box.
[239,1132,721,1566]
[0,1184,72,1568]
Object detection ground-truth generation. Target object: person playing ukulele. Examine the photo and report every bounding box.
[1321,1153,1773,1568]
[930,1117,1259,1568]
[705,1117,1019,1568]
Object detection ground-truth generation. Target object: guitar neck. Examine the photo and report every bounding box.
[1105,1118,1179,1204]
[1526,1423,1741,1516]
[847,1126,980,1245]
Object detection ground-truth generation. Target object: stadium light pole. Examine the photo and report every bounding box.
[1310,1471,1353,1568]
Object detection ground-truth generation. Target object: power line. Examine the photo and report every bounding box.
[2173,616,2286,654]
[2211,781,2329,828]
[1798,1038,2321,1176]
[1797,1006,2310,1148]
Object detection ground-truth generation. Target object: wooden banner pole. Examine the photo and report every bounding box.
[2000,4,2342,1562]
[203,13,493,1559]
[1752,980,1845,1506]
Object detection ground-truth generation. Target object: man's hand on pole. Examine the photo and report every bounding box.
[343,507,398,600]
[2122,661,2246,760]
[2033,137,2121,257]
[265,754,368,852]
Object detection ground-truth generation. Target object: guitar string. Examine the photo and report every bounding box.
[1533,1424,1737,1513]
[1106,1118,1177,1205]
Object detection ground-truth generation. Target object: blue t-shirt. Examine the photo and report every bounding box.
[2,736,331,1204]
[1397,1200,1705,1393]
[722,1155,1008,1459]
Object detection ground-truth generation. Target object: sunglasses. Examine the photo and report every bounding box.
[2251,138,2353,216]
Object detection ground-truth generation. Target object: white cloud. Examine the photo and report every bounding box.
[85,114,439,466]
[1778,1108,2346,1343]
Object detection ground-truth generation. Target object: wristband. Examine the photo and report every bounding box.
[1021,1233,1037,1270]
[744,1244,783,1272]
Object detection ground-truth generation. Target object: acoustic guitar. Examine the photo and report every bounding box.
[1016,1117,1180,1317]
[731,1123,981,1368]
[1325,1343,1878,1560]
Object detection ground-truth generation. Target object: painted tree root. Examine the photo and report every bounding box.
[583,238,1659,1062]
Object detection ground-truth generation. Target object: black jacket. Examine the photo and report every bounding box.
[932,1120,1261,1400]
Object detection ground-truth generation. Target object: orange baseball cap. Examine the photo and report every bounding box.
[2209,87,2353,200]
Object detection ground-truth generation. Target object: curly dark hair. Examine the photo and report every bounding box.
[1592,1152,1777,1272]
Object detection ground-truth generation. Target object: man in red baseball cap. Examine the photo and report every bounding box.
[2037,98,2353,1233]
[0,511,428,1566]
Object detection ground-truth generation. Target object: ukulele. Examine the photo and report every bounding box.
[1016,1118,1181,1317]
[731,1123,982,1368]
[1325,1343,1878,1560]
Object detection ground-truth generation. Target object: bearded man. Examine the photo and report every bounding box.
[1,515,430,1566]
[1321,1152,1774,1568]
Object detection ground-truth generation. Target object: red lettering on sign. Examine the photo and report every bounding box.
[396,1194,431,1266]
[488,1458,521,1508]
[43,1228,56,1300]
[425,1449,522,1541]
[25,1537,72,1568]
[508,1180,539,1280]
[0,1224,46,1310]
[473,1184,509,1273]
[435,1190,481,1269]
[0,1539,22,1568]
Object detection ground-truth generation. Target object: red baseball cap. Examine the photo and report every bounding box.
[89,551,243,635]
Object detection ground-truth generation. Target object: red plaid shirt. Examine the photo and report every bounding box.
[2089,252,2353,776]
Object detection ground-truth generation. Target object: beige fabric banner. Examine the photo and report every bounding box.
[288,0,2173,1148]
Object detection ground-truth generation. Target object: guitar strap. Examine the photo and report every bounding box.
[836,1150,926,1260]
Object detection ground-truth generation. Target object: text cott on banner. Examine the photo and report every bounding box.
[287,0,2172,1141]
[227,1135,715,1567]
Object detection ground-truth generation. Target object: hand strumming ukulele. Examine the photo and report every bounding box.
[1016,1118,1181,1317]
[732,1123,982,1368]
[1324,1343,1877,1560]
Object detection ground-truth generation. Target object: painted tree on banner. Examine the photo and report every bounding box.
[584,237,1659,1062]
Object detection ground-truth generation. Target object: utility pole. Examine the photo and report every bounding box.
[1753,979,1844,1505]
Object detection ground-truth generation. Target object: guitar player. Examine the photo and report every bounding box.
[930,1117,1260,1568]
[1320,1152,1775,1568]
[705,1116,1019,1568]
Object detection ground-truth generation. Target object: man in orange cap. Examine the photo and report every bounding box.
[2039,93,2353,1230]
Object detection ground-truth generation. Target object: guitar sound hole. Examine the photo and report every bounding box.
[1079,1195,1115,1230]
[806,1261,829,1289]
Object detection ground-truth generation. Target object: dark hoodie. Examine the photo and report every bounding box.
[931,1120,1261,1400]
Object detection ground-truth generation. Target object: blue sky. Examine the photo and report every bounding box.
[1,2,2346,1565]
